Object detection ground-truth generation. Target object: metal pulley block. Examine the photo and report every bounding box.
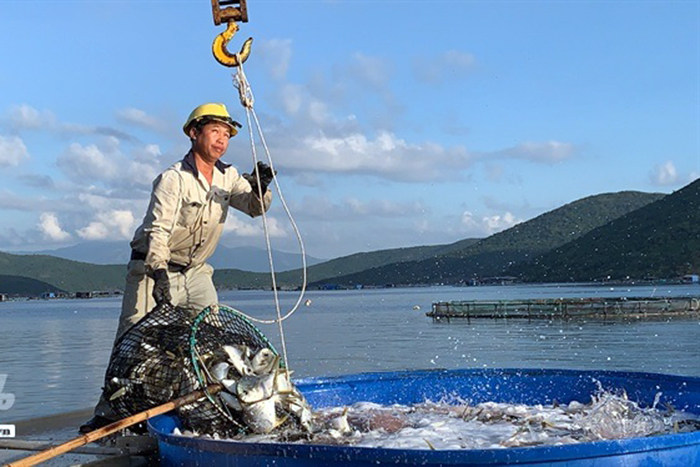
[211,0,248,26]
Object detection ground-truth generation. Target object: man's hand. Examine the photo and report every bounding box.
[151,268,171,305]
[243,161,276,196]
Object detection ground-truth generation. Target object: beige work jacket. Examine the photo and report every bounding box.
[130,151,272,273]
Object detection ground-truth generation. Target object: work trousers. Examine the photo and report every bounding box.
[114,260,218,341]
[93,260,218,419]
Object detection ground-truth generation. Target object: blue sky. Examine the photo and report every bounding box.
[0,1,698,260]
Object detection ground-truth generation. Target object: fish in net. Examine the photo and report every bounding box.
[103,302,280,437]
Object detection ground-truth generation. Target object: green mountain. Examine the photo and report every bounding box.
[0,275,65,296]
[0,252,124,293]
[2,186,678,294]
[278,241,480,283]
[511,179,700,282]
[311,191,665,287]
[211,241,481,290]
[214,268,270,289]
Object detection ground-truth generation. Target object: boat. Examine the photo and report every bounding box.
[149,368,700,466]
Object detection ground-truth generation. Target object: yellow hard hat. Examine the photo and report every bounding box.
[182,103,240,137]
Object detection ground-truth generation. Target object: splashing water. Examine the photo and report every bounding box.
[175,390,700,450]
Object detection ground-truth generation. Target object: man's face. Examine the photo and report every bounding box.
[192,121,232,162]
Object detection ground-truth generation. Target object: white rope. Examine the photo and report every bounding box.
[230,56,309,370]
[233,59,255,109]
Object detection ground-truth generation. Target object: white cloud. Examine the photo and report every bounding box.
[0,189,37,210]
[38,213,71,241]
[77,222,109,240]
[495,141,575,164]
[19,174,56,189]
[345,198,427,218]
[259,39,293,80]
[279,84,304,116]
[6,104,137,142]
[443,50,477,69]
[77,210,136,240]
[8,104,56,129]
[57,140,160,190]
[0,135,29,167]
[650,161,678,186]
[308,100,330,125]
[224,213,287,238]
[255,43,572,183]
[461,210,522,236]
[132,143,162,163]
[290,196,427,222]
[441,110,470,137]
[291,131,471,182]
[77,193,118,211]
[414,50,476,84]
[483,212,520,232]
[348,53,391,89]
[484,163,504,182]
[61,142,114,178]
[116,108,163,131]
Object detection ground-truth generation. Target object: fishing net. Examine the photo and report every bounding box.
[103,302,278,436]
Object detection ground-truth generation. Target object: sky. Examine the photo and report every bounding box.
[0,0,698,261]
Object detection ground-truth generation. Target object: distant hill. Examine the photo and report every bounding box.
[312,190,666,287]
[15,242,324,272]
[2,187,681,294]
[0,249,271,295]
[211,242,482,290]
[0,275,65,296]
[209,243,478,289]
[277,240,481,284]
[511,179,700,282]
[0,252,124,293]
[0,241,463,294]
[18,241,131,265]
[209,245,325,272]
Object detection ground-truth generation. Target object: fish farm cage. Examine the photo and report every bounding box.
[427,296,700,321]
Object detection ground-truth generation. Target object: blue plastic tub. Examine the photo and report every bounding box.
[149,368,700,466]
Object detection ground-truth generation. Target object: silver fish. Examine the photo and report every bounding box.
[209,346,314,435]
[251,348,276,374]
[222,345,254,377]
[237,372,279,433]
[210,362,230,382]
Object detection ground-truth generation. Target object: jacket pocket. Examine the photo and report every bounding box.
[209,187,229,224]
[177,199,203,227]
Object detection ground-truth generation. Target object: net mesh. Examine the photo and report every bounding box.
[103,302,277,436]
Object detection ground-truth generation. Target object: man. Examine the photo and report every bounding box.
[80,103,274,433]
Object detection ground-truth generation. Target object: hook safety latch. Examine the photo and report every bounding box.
[211,0,252,67]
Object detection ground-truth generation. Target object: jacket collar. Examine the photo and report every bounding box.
[181,150,231,177]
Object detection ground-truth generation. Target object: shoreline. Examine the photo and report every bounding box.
[2,280,699,302]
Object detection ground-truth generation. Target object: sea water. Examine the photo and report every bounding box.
[0,284,699,422]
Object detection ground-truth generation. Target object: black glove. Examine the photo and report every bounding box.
[151,268,171,305]
[243,161,276,196]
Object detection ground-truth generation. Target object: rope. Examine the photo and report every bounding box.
[230,55,309,371]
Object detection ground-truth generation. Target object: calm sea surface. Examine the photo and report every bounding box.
[0,284,699,422]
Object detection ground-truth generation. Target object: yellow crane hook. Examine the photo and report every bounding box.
[211,0,252,67]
